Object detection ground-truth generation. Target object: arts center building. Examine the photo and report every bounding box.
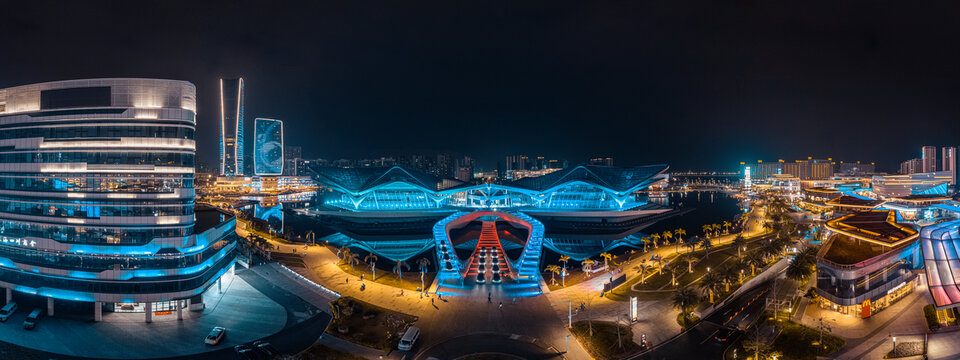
[300,164,677,296]
[0,79,237,321]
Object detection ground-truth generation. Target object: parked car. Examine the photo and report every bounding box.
[205,326,226,345]
[23,308,41,330]
[397,326,421,351]
[0,302,17,322]
[235,344,258,360]
[253,340,279,357]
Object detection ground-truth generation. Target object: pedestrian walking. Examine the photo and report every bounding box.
[431,298,434,305]
[400,289,404,296]
[488,292,492,303]
[346,278,349,284]
[512,297,516,304]
[498,302,502,310]
[360,273,364,281]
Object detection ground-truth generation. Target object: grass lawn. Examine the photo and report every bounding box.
[326,297,419,352]
[570,320,642,360]
[335,263,437,292]
[768,318,845,360]
[298,343,368,360]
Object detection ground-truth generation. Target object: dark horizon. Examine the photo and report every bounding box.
[3,1,960,172]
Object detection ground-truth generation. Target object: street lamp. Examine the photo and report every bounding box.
[551,300,573,328]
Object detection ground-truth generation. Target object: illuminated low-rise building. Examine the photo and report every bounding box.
[872,172,952,198]
[817,210,921,318]
[0,79,237,321]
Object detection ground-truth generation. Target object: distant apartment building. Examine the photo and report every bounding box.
[834,161,876,176]
[283,146,302,176]
[740,158,834,181]
[589,157,614,166]
[943,146,957,185]
[923,146,937,173]
[900,158,923,175]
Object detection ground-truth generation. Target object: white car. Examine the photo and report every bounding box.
[205,326,226,345]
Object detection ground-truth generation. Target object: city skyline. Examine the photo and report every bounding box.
[3,2,960,172]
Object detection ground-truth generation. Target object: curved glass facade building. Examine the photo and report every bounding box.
[0,79,236,320]
[220,78,244,176]
[254,118,283,176]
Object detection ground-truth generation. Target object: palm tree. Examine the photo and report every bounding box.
[393,260,410,279]
[723,221,732,234]
[682,253,696,273]
[559,255,571,286]
[794,246,819,268]
[785,257,811,282]
[364,253,378,279]
[720,265,739,292]
[417,257,431,273]
[702,224,713,238]
[671,287,700,317]
[641,236,653,251]
[651,233,661,248]
[746,252,764,276]
[675,228,687,243]
[699,270,724,303]
[600,252,614,269]
[663,230,674,247]
[700,237,713,258]
[582,258,597,275]
[665,261,683,287]
[341,248,359,270]
[732,234,747,258]
[684,239,697,255]
[545,265,562,285]
[633,261,650,284]
[712,224,722,236]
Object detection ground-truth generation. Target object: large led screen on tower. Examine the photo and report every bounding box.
[254,118,283,175]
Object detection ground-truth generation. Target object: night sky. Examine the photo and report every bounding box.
[3,1,960,172]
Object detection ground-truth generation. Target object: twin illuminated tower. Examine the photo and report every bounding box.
[220,78,286,176]
[220,78,245,176]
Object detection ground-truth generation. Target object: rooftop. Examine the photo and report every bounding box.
[821,234,895,265]
[824,210,918,247]
[825,195,884,208]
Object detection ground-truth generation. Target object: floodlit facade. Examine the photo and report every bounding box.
[254,118,283,176]
[817,210,921,318]
[872,172,952,198]
[313,164,669,211]
[0,79,237,321]
[220,78,244,176]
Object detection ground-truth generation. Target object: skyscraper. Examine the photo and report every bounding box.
[943,146,957,184]
[220,78,245,175]
[922,146,937,173]
[254,118,284,176]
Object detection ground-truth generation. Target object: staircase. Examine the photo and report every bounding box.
[511,211,545,282]
[464,221,512,277]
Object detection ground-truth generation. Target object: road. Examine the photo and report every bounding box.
[630,282,773,360]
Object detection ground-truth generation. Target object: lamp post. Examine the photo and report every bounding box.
[551,300,572,328]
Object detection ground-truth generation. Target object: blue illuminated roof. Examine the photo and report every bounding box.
[311,166,443,193]
[507,164,669,193]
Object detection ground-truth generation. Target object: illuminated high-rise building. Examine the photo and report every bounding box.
[0,79,237,321]
[254,118,284,176]
[943,146,957,185]
[922,146,937,173]
[220,78,245,176]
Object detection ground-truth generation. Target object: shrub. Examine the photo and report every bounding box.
[924,304,940,332]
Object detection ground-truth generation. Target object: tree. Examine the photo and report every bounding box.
[393,260,410,279]
[712,223,722,236]
[699,270,724,303]
[746,252,764,276]
[582,258,597,275]
[417,257,431,273]
[723,221,732,234]
[702,224,713,238]
[662,230,674,249]
[364,253,378,279]
[732,234,747,258]
[682,253,696,273]
[633,261,650,284]
[675,228,687,243]
[600,252,614,269]
[699,237,713,258]
[559,255,571,286]
[341,248,359,269]
[671,287,700,316]
[641,236,652,251]
[665,261,683,287]
[719,265,739,292]
[651,233,661,248]
[545,265,562,285]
